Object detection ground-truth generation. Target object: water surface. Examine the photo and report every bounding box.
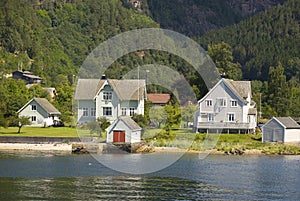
[0,151,299,200]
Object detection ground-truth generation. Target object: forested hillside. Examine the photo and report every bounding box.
[0,0,159,125]
[129,0,286,36]
[199,0,300,118]
[0,0,299,125]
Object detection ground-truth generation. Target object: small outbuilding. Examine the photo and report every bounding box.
[17,98,61,127]
[262,117,300,143]
[106,116,142,143]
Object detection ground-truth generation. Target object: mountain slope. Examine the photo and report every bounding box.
[126,0,286,36]
[198,0,300,81]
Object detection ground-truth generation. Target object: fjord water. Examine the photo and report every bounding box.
[0,151,299,200]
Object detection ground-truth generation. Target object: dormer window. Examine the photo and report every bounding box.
[103,91,112,101]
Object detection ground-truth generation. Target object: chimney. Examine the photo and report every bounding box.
[101,74,106,80]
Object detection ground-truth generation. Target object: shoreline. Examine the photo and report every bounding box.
[0,143,72,151]
[0,142,298,156]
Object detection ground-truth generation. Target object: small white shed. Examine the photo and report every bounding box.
[262,117,300,143]
[106,116,142,143]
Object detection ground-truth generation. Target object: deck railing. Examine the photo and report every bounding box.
[197,122,251,129]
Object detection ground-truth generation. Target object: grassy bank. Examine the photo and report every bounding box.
[145,129,300,155]
[0,127,78,137]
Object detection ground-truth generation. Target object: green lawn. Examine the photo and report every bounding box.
[0,127,78,137]
[146,128,300,155]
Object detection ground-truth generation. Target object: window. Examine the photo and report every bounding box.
[31,116,36,121]
[231,100,238,107]
[103,107,112,116]
[91,108,96,116]
[208,113,214,122]
[129,108,135,116]
[121,108,126,116]
[103,91,112,101]
[31,105,37,110]
[228,113,235,122]
[205,100,212,107]
[82,108,88,117]
[217,98,227,107]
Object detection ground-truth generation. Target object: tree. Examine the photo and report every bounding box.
[181,103,197,127]
[267,62,290,117]
[164,103,181,132]
[8,116,31,134]
[208,42,242,80]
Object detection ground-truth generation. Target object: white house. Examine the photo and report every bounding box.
[17,98,61,126]
[74,77,146,124]
[262,117,300,143]
[194,78,257,134]
[106,116,142,143]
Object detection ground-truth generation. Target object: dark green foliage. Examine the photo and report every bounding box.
[132,114,149,128]
[199,0,300,81]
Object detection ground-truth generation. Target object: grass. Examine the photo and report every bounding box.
[0,126,78,137]
[145,128,300,155]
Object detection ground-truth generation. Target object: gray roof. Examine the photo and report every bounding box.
[248,108,257,115]
[119,116,142,131]
[74,79,145,101]
[108,79,145,101]
[224,79,251,100]
[275,117,300,129]
[18,98,61,115]
[34,98,61,115]
[74,79,105,100]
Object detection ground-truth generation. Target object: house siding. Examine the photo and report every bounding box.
[19,100,50,126]
[106,120,141,143]
[195,79,256,133]
[199,82,244,123]
[285,129,300,142]
[77,100,96,124]
[262,119,284,142]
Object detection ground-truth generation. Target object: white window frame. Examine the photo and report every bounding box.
[121,108,126,116]
[31,105,37,111]
[103,91,112,101]
[208,113,214,122]
[231,99,238,107]
[103,107,112,116]
[31,116,36,122]
[82,108,88,117]
[228,113,235,122]
[217,98,227,107]
[91,108,96,117]
[205,99,213,107]
[129,107,135,116]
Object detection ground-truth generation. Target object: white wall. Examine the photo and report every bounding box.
[77,100,96,124]
[285,129,300,142]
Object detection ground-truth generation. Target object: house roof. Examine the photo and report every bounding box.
[119,116,142,130]
[74,79,105,100]
[17,98,61,115]
[274,117,300,129]
[147,93,171,104]
[108,79,145,101]
[223,79,251,100]
[248,108,257,115]
[106,116,142,132]
[199,78,251,104]
[74,79,145,101]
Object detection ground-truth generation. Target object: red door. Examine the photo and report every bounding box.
[113,131,125,143]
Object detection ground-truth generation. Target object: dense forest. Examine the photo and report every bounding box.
[0,0,299,126]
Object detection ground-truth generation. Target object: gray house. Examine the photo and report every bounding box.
[106,116,142,143]
[17,98,61,126]
[262,117,300,143]
[74,78,146,124]
[194,78,257,134]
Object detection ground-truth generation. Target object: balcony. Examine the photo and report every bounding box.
[197,122,252,130]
